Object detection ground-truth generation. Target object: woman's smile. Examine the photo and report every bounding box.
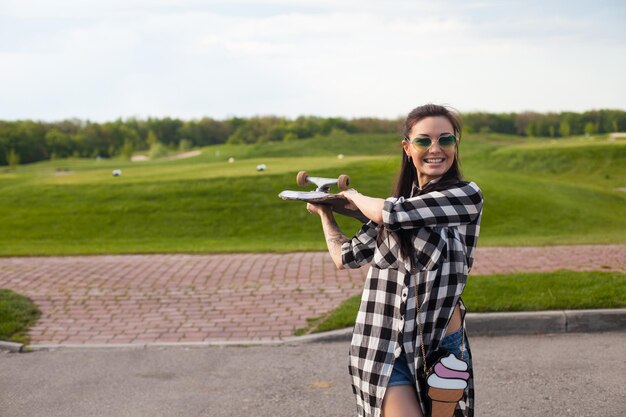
[422,157,446,164]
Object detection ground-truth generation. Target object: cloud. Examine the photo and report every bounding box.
[0,0,624,120]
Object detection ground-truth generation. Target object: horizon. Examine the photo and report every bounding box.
[2,107,626,124]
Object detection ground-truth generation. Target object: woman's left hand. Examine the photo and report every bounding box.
[339,189,360,210]
[339,188,361,201]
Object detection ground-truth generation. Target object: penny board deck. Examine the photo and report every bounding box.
[279,190,369,223]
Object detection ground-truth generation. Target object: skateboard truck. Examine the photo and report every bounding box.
[296,171,350,192]
[278,171,367,223]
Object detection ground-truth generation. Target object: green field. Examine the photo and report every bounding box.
[1,133,625,255]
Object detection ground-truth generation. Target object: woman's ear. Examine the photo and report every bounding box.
[402,140,411,157]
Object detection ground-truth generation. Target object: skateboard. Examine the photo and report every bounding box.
[278,171,369,223]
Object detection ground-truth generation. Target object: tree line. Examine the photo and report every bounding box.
[1,109,625,166]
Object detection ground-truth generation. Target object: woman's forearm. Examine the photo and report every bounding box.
[319,211,349,269]
[343,191,385,224]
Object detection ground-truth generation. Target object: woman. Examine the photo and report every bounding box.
[307,104,483,417]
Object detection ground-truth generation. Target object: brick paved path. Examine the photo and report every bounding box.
[0,245,624,346]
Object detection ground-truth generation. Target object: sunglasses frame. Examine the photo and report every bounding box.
[405,134,458,151]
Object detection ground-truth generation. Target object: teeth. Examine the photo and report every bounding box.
[424,158,444,163]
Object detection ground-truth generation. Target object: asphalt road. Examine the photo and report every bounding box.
[1,332,624,417]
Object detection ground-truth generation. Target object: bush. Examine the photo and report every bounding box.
[121,140,135,160]
[148,142,169,159]
[283,132,298,142]
[179,139,192,152]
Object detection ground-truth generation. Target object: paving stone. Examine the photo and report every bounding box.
[0,246,624,345]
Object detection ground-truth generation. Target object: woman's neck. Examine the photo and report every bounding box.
[417,175,442,189]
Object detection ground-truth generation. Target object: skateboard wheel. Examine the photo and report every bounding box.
[297,171,309,187]
[337,174,350,191]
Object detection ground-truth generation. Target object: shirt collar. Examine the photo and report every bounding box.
[411,177,442,197]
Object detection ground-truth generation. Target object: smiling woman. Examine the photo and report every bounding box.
[307,104,483,417]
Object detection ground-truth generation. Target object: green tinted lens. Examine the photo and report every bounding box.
[439,135,457,148]
[412,137,432,148]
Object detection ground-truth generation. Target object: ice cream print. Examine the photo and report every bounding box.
[427,353,471,417]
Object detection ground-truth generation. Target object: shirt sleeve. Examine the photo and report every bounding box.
[382,182,483,231]
[341,220,379,269]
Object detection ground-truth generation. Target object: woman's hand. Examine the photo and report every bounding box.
[339,188,360,201]
[338,189,360,211]
[307,202,332,217]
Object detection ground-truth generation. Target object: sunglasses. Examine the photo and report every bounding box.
[405,134,457,151]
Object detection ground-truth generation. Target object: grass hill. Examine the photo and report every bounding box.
[0,133,624,255]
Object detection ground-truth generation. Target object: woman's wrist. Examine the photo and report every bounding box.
[318,209,348,269]
[318,205,334,218]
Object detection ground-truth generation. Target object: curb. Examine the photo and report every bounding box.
[465,308,626,336]
[17,308,626,352]
[295,308,626,343]
[0,340,24,353]
[26,328,356,351]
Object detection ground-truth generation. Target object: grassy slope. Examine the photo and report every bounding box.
[0,289,41,344]
[0,133,624,255]
[470,135,626,245]
[296,271,626,335]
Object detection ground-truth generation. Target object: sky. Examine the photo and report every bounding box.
[1,0,625,121]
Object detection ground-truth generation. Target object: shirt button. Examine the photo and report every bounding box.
[401,290,408,300]
[398,316,404,331]
[394,346,402,358]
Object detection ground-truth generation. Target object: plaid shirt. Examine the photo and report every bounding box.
[341,181,483,417]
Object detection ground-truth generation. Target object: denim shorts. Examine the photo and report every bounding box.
[388,353,414,387]
[388,328,470,387]
[439,327,470,365]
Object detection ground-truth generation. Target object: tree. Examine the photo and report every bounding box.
[515,112,542,136]
[227,118,268,144]
[121,139,135,160]
[283,132,298,142]
[149,142,169,159]
[179,139,192,151]
[145,117,183,147]
[548,126,555,137]
[1,111,626,164]
[7,148,20,170]
[45,129,73,158]
[146,130,159,147]
[584,122,596,135]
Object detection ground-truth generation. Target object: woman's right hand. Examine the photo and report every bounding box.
[307,203,332,217]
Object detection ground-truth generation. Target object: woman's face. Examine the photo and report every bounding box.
[403,115,457,187]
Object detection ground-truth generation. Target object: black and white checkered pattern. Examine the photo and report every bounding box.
[341,181,483,417]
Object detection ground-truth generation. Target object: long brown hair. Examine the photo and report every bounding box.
[391,104,464,260]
